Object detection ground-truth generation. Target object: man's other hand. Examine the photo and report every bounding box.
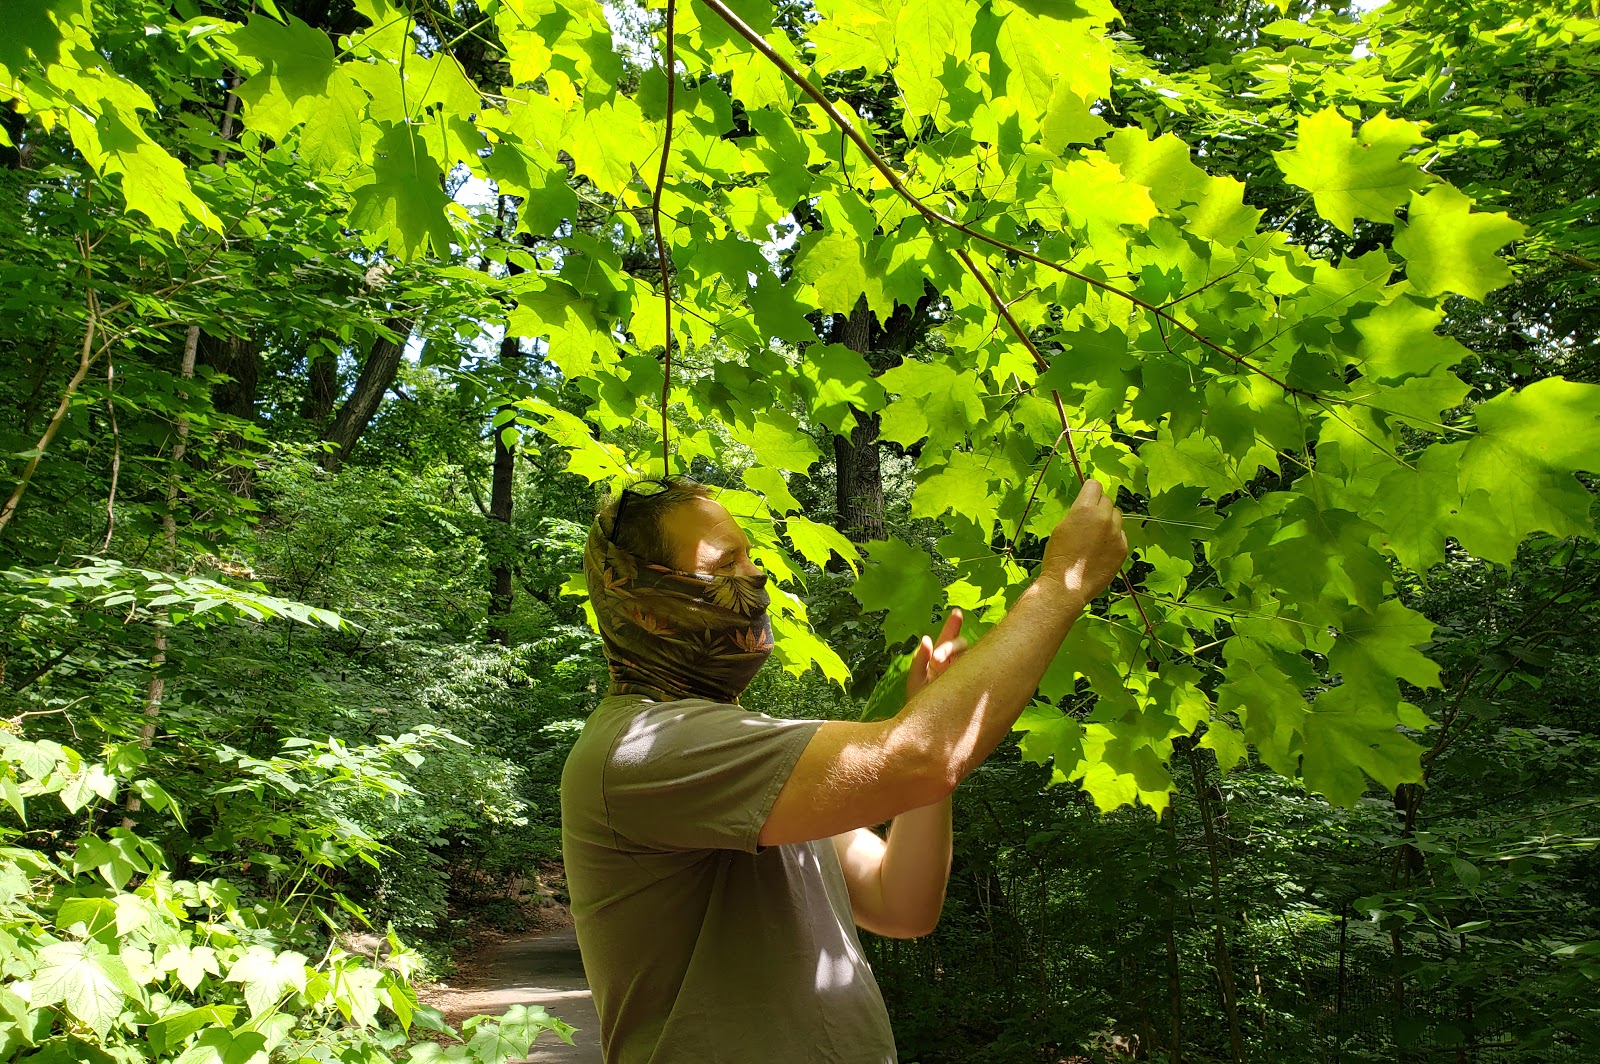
[1039,478,1127,605]
[906,609,968,701]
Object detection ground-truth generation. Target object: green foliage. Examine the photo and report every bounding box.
[2,0,1599,1058]
[1,642,569,1061]
[80,0,1578,813]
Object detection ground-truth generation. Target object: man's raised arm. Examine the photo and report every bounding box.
[758,480,1128,848]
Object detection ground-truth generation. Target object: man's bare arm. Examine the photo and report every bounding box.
[831,793,952,938]
[759,481,1126,848]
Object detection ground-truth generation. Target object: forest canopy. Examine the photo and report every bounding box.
[2,0,1598,1060]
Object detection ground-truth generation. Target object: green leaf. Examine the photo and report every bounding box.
[145,1005,238,1055]
[769,595,850,686]
[784,516,861,574]
[297,68,367,173]
[61,87,221,233]
[508,279,613,378]
[1053,155,1159,243]
[1328,598,1442,701]
[57,762,116,814]
[741,466,802,515]
[910,451,1002,538]
[31,941,137,1038]
[1218,648,1308,778]
[1301,684,1425,805]
[802,344,888,435]
[992,0,1111,115]
[811,0,903,75]
[1392,184,1525,302]
[347,122,456,258]
[878,360,986,451]
[1450,377,1600,560]
[157,943,222,993]
[1103,129,1208,209]
[792,230,870,316]
[1273,109,1428,234]
[1353,293,1472,382]
[1013,701,1084,782]
[852,537,943,644]
[726,407,822,473]
[566,97,654,195]
[860,654,913,722]
[231,13,336,140]
[894,0,978,121]
[224,946,308,1017]
[1040,84,1110,152]
[1198,720,1248,773]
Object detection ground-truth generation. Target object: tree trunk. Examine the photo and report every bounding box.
[162,326,201,547]
[1189,744,1247,1063]
[1163,802,1187,1064]
[302,344,339,424]
[487,333,520,645]
[0,293,101,538]
[321,318,410,471]
[123,627,166,827]
[833,297,886,543]
[199,332,260,421]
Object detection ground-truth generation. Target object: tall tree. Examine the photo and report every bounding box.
[320,319,411,472]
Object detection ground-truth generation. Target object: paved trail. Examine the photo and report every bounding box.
[428,927,602,1063]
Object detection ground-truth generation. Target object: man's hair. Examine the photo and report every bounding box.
[597,475,715,568]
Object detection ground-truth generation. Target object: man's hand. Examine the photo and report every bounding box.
[1038,478,1127,605]
[906,608,968,701]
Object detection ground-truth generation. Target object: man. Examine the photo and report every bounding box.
[561,475,1127,1063]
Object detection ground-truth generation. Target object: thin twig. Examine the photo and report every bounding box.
[0,286,102,538]
[101,357,121,553]
[694,0,1314,401]
[650,0,679,478]
[955,248,1164,662]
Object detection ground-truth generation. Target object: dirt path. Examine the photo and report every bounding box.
[426,927,602,1063]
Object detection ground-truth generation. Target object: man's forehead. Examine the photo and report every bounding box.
[672,497,749,548]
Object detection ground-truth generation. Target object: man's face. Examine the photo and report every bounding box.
[660,497,763,578]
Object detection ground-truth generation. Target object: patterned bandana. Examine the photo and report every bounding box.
[584,518,775,705]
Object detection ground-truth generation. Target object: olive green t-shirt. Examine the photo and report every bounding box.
[559,694,899,1064]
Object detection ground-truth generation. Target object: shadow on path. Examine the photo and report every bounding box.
[427,927,602,1063]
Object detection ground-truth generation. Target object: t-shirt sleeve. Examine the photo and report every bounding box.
[600,701,823,854]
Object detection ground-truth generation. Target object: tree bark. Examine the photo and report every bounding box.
[199,332,260,421]
[1189,744,1247,1063]
[833,298,886,543]
[162,326,201,547]
[487,333,520,646]
[123,627,166,827]
[302,344,339,424]
[321,318,410,471]
[1163,802,1187,1063]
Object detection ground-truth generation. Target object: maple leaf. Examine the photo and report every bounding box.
[1392,184,1525,302]
[1274,109,1428,234]
[347,122,456,258]
[853,538,943,645]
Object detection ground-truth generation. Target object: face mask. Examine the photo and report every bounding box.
[583,519,774,705]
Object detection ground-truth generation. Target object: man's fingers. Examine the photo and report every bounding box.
[1074,478,1105,507]
[936,608,963,646]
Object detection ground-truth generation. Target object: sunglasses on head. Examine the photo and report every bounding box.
[610,477,673,542]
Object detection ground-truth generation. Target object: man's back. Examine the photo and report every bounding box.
[560,694,899,1064]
